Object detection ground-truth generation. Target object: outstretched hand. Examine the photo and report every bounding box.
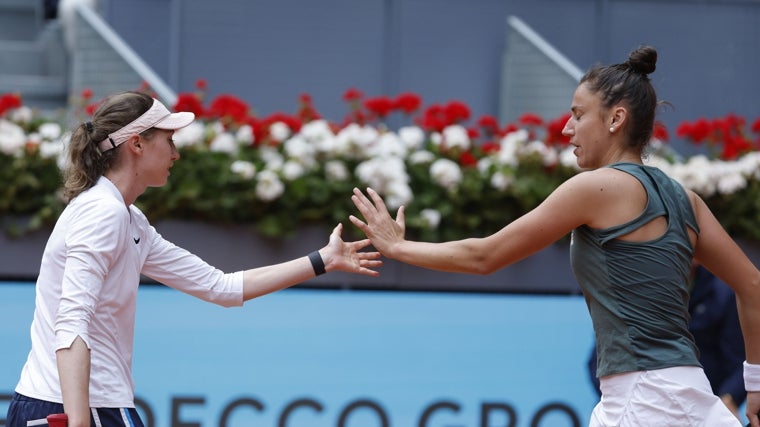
[349,187,406,258]
[323,223,382,276]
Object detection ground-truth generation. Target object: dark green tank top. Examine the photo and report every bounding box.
[570,162,701,377]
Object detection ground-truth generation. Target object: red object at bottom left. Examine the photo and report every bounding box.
[46,413,68,427]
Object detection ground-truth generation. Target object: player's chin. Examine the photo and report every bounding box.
[148,177,170,188]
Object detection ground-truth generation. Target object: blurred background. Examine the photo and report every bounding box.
[1,1,757,426]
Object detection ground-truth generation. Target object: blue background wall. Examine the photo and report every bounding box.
[100,0,760,155]
[1,283,599,427]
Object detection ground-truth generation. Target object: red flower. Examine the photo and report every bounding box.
[393,92,422,114]
[342,87,364,103]
[343,109,367,127]
[297,93,321,122]
[676,118,711,143]
[477,115,500,135]
[173,93,205,117]
[545,113,571,146]
[81,88,93,100]
[443,101,470,124]
[721,134,752,160]
[466,127,480,140]
[0,93,22,116]
[652,122,669,142]
[518,112,543,126]
[481,141,501,154]
[208,94,251,124]
[364,96,395,119]
[459,150,478,167]
[418,105,446,133]
[752,117,760,134]
[501,123,519,136]
[85,103,99,117]
[263,112,303,134]
[195,79,208,91]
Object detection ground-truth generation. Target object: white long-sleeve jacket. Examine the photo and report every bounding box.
[15,176,244,407]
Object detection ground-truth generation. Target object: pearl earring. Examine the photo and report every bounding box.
[609,127,615,133]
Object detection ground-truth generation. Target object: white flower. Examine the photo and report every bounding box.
[409,150,435,165]
[282,160,305,180]
[269,121,291,142]
[260,146,284,171]
[325,160,349,181]
[335,123,381,158]
[477,157,493,175]
[717,171,746,195]
[173,122,205,148]
[674,155,716,196]
[490,171,513,191]
[737,152,760,179]
[300,119,333,142]
[355,156,409,195]
[524,140,559,167]
[420,208,441,229]
[9,106,32,123]
[398,126,425,150]
[0,119,26,155]
[235,124,254,145]
[39,140,65,159]
[429,132,442,147]
[230,160,256,180]
[284,135,317,169]
[430,158,462,191]
[495,130,528,167]
[368,132,407,158]
[255,169,285,201]
[209,132,238,154]
[38,122,62,140]
[27,133,42,145]
[442,124,471,150]
[559,146,580,170]
[384,180,414,210]
[210,121,226,134]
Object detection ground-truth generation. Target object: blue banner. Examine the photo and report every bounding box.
[1,283,598,427]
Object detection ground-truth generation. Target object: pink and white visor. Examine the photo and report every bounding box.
[97,98,195,152]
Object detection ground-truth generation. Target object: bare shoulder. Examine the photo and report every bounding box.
[557,167,640,198]
[680,186,707,217]
[551,167,646,229]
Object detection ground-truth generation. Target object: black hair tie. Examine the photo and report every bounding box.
[84,121,93,133]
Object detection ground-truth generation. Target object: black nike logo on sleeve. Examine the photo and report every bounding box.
[133,237,140,244]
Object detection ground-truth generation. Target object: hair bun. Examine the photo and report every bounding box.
[627,45,657,75]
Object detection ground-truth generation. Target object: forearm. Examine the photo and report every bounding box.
[738,293,760,364]
[56,336,91,427]
[242,252,320,300]
[388,238,495,274]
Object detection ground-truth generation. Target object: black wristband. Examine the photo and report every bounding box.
[308,251,326,276]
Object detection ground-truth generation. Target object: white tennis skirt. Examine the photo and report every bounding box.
[589,366,742,427]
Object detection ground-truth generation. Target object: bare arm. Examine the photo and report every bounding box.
[691,193,760,426]
[56,336,90,427]
[349,172,601,275]
[242,223,381,300]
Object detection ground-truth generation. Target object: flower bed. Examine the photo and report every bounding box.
[2,85,760,244]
